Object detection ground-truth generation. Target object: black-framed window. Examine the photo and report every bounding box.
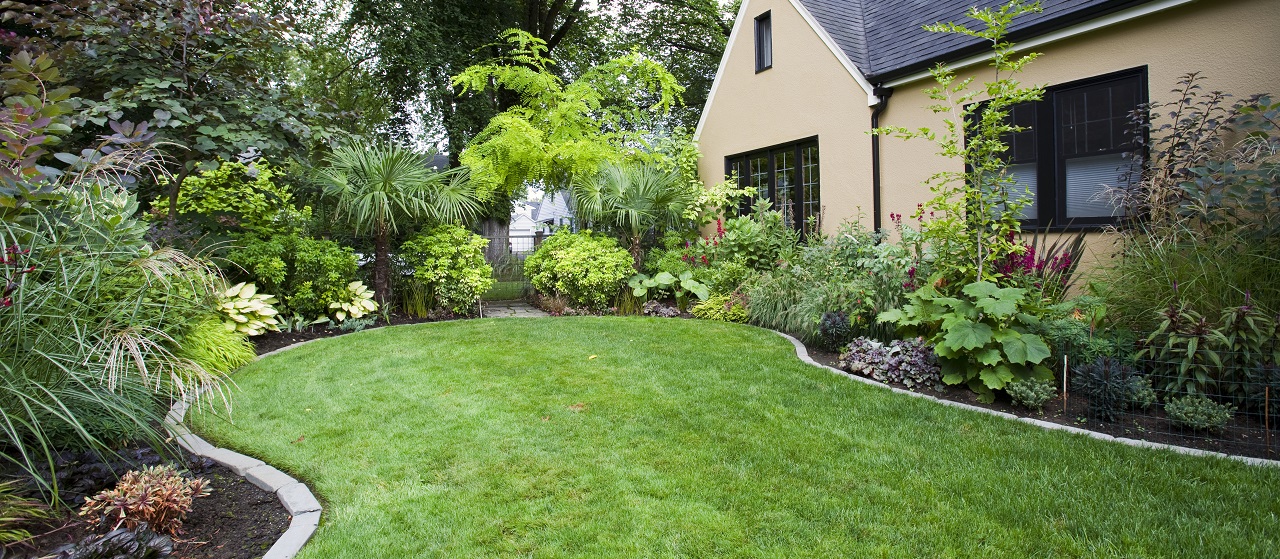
[993,67,1146,228]
[755,12,772,72]
[725,138,820,232]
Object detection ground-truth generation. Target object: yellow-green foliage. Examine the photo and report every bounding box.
[152,160,299,233]
[217,282,280,336]
[400,225,494,314]
[452,29,684,201]
[691,294,748,323]
[225,235,359,318]
[524,229,632,311]
[176,319,256,375]
[330,281,377,322]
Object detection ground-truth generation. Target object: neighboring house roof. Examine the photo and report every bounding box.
[796,0,1159,83]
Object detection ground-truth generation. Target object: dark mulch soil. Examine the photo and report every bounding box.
[253,312,443,355]
[804,343,1279,461]
[10,455,290,559]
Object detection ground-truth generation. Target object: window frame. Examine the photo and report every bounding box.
[724,136,820,234]
[755,11,773,73]
[993,66,1149,231]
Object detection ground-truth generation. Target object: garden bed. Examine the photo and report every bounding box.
[804,345,1279,461]
[10,453,289,559]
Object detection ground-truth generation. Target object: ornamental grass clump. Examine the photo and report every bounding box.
[79,465,210,536]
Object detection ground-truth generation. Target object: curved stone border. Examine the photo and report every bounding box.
[772,331,1280,469]
[165,339,330,559]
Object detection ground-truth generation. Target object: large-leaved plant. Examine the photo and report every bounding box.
[879,281,1053,402]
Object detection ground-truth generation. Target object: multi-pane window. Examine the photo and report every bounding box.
[755,12,772,72]
[995,68,1145,227]
[725,139,820,232]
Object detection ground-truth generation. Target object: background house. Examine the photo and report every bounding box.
[695,0,1279,246]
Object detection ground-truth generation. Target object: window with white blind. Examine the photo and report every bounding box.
[994,68,1145,228]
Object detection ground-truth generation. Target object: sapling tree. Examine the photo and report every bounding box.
[872,0,1045,288]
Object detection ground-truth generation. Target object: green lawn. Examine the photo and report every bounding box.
[194,318,1280,558]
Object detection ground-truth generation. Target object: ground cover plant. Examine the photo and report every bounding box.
[195,318,1280,558]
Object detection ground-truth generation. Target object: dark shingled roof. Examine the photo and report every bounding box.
[794,0,1158,82]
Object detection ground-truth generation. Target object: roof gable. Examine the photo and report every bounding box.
[797,0,1160,82]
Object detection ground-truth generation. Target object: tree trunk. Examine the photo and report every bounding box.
[481,218,509,265]
[630,235,644,271]
[165,163,195,228]
[373,225,392,308]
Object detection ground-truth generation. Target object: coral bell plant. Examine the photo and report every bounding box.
[79,465,211,536]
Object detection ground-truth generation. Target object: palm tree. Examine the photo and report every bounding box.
[319,142,480,306]
[571,162,694,270]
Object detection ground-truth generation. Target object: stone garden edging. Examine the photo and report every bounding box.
[771,330,1280,469]
[165,337,330,559]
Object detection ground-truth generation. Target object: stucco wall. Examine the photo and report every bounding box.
[695,0,874,234]
[698,0,1280,247]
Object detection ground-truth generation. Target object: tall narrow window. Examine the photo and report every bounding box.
[755,12,772,72]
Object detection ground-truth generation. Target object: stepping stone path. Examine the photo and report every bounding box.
[482,301,549,318]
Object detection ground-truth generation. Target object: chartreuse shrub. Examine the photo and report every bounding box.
[524,229,632,311]
[399,225,494,315]
[879,281,1054,403]
[225,235,358,319]
[151,160,302,235]
[176,319,256,376]
[690,293,747,323]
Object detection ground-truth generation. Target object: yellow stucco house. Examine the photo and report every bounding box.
[695,0,1280,238]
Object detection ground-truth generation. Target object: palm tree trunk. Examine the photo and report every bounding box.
[630,235,644,271]
[374,226,392,308]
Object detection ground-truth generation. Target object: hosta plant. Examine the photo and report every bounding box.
[79,465,210,536]
[329,281,377,322]
[878,281,1053,402]
[217,282,280,336]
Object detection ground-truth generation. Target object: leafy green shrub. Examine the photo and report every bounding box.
[80,465,210,536]
[175,319,255,376]
[151,160,302,236]
[838,337,942,392]
[215,282,280,336]
[879,281,1053,402]
[746,221,922,345]
[1006,378,1057,412]
[399,225,494,315]
[1138,298,1278,400]
[1034,297,1133,368]
[704,259,753,296]
[1165,394,1236,433]
[1129,376,1158,411]
[225,235,358,318]
[1071,357,1140,422]
[525,229,632,311]
[690,294,748,323]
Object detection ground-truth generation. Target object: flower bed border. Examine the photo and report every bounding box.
[165,337,329,559]
[771,330,1280,469]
